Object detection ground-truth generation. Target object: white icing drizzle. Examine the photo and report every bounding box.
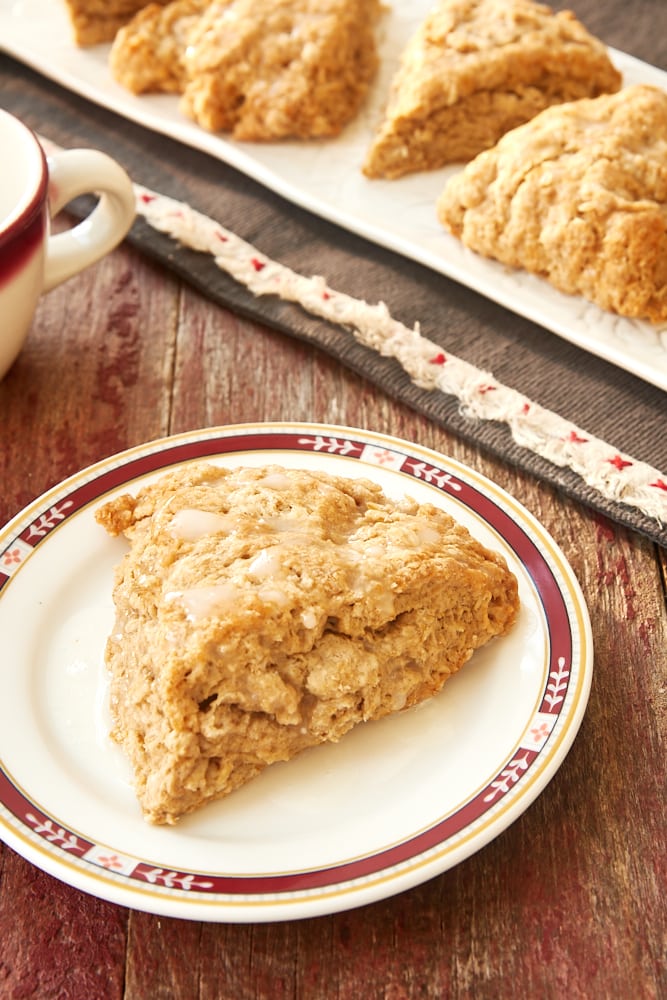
[247,546,284,581]
[300,608,318,629]
[168,508,235,541]
[167,583,238,620]
[167,578,291,621]
[256,471,294,489]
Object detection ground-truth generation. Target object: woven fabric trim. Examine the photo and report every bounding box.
[127,184,667,530]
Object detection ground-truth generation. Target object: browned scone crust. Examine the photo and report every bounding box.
[363,0,621,179]
[437,84,667,323]
[110,0,209,94]
[96,463,519,825]
[110,0,382,140]
[63,0,171,45]
[182,0,381,138]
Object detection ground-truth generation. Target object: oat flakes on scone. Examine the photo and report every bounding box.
[363,0,621,179]
[96,463,519,825]
[63,0,171,46]
[437,84,667,324]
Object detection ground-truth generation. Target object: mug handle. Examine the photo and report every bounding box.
[43,149,136,292]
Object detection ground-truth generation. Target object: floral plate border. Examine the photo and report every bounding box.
[0,423,593,921]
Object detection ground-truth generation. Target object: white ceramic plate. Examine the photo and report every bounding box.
[0,423,592,921]
[1,1,666,391]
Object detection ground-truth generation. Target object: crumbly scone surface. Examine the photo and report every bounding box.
[437,84,667,323]
[64,0,171,45]
[363,0,621,178]
[110,0,382,139]
[110,0,209,94]
[96,463,519,824]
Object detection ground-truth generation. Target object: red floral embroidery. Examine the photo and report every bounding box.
[566,430,588,444]
[215,230,228,243]
[251,258,266,272]
[139,193,156,204]
[429,353,447,365]
[608,454,632,471]
[649,478,667,492]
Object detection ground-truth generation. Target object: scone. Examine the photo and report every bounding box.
[96,463,519,824]
[110,0,209,95]
[363,0,621,179]
[110,0,382,140]
[437,84,667,323]
[182,0,382,137]
[63,0,171,45]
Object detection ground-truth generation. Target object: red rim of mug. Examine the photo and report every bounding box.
[0,111,49,249]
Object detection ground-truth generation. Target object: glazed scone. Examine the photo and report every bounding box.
[110,0,209,94]
[437,84,667,323]
[181,0,382,138]
[63,0,171,45]
[363,0,621,179]
[96,463,519,825]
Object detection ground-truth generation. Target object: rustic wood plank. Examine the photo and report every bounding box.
[0,235,176,528]
[0,240,176,1000]
[0,853,127,1000]
[125,912,202,999]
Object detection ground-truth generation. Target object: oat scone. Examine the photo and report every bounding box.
[96,463,519,825]
[437,84,667,323]
[110,0,382,139]
[110,0,210,94]
[63,0,171,45]
[181,0,382,138]
[363,0,621,179]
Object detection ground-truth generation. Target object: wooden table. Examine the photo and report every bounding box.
[0,209,665,999]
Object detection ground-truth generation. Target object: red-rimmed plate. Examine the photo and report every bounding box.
[0,423,592,921]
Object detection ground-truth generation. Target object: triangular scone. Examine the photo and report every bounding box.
[180,0,382,138]
[96,463,519,824]
[63,0,171,45]
[363,0,621,179]
[110,0,382,140]
[437,85,667,323]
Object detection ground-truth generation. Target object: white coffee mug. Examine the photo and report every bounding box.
[0,109,136,379]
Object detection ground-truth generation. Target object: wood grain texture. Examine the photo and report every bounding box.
[1,239,665,1000]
